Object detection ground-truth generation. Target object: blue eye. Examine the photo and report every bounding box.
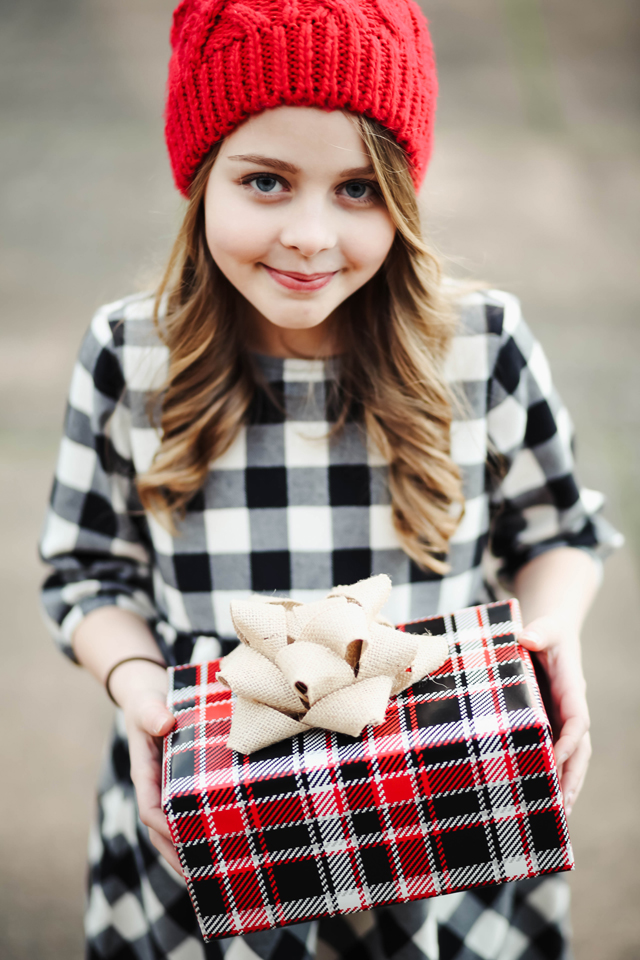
[342,180,377,201]
[345,182,367,199]
[252,176,282,193]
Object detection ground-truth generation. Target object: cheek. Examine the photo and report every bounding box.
[205,193,272,266]
[343,213,396,272]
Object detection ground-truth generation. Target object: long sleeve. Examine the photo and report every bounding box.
[39,301,158,661]
[485,291,622,579]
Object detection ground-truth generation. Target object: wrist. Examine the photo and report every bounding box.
[106,658,167,710]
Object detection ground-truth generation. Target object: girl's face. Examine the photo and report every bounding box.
[204,107,396,356]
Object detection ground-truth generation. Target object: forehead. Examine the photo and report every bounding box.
[218,107,369,169]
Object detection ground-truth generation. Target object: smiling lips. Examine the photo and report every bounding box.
[263,264,338,291]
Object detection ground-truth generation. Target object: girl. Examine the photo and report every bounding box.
[40,1,619,958]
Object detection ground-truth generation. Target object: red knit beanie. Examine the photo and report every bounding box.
[165,0,438,196]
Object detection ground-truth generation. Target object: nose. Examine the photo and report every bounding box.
[279,193,337,258]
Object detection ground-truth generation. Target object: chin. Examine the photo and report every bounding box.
[270,316,330,331]
[262,305,334,330]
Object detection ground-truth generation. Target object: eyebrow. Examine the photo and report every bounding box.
[339,164,376,178]
[228,154,299,174]
[227,154,376,178]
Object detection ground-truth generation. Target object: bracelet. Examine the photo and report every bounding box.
[105,656,167,706]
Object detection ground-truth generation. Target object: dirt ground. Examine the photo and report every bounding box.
[0,1,638,957]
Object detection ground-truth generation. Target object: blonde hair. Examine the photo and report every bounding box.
[137,116,464,574]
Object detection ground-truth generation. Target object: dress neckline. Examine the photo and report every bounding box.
[250,351,342,384]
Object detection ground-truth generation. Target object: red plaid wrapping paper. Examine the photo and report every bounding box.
[161,598,573,941]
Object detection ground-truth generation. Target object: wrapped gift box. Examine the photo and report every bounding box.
[162,598,573,941]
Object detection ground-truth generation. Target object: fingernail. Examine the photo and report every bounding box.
[521,630,542,647]
[556,752,568,767]
[565,792,574,815]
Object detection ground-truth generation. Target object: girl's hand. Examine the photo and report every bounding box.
[109,661,181,873]
[518,616,591,816]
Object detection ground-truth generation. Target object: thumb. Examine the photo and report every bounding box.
[518,616,553,652]
[138,699,176,737]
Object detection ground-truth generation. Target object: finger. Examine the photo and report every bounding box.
[149,826,183,874]
[518,618,553,652]
[132,762,173,841]
[561,734,592,815]
[138,699,176,738]
[141,802,173,841]
[554,712,590,767]
[127,736,168,833]
[518,631,545,651]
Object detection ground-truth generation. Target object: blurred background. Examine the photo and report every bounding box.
[0,0,638,957]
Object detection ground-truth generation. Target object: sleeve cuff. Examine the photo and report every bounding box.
[47,592,157,663]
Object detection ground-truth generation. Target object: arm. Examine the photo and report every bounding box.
[74,606,181,872]
[482,292,621,813]
[514,547,599,815]
[40,299,180,871]
[40,299,159,659]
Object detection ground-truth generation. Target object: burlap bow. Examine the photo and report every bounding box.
[217,575,449,754]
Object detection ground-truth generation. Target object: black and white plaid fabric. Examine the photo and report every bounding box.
[40,288,617,958]
[40,288,618,662]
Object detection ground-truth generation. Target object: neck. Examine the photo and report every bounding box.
[244,303,343,358]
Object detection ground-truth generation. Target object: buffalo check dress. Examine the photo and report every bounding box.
[40,289,619,960]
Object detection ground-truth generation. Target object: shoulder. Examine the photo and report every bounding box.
[452,285,523,339]
[446,286,536,387]
[84,291,169,394]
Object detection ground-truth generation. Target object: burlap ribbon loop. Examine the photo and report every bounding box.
[218,575,449,754]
